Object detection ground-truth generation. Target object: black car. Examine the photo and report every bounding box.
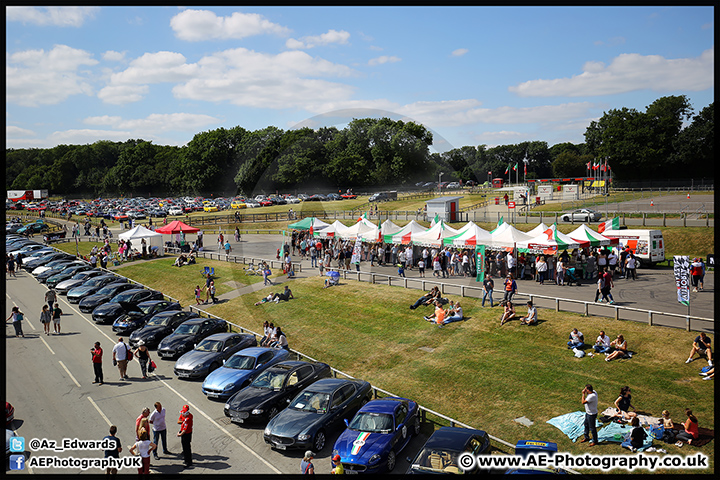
[66,275,122,303]
[45,264,92,288]
[54,269,105,295]
[157,317,228,360]
[78,282,134,312]
[35,261,87,283]
[225,361,332,425]
[263,378,373,452]
[174,332,257,380]
[111,300,182,335]
[91,288,164,324]
[129,310,199,349]
[23,252,72,271]
[405,426,490,474]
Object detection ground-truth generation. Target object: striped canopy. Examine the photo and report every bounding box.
[568,223,618,247]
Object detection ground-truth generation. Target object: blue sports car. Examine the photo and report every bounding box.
[332,397,421,473]
[201,347,290,400]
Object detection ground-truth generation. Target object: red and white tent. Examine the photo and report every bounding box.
[384,220,427,245]
[568,224,619,247]
[517,224,590,254]
[443,222,492,248]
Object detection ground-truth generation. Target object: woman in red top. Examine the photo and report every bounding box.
[676,408,700,445]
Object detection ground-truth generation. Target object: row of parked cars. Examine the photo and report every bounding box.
[11,230,551,474]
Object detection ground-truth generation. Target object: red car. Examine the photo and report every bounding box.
[113,213,129,221]
[341,194,357,199]
[259,199,273,207]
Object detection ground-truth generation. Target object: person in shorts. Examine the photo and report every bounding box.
[686,332,713,366]
[52,304,63,334]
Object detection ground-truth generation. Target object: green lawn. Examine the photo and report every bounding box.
[110,259,713,474]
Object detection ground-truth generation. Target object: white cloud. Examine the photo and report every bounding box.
[97,84,149,105]
[368,55,401,66]
[84,113,220,132]
[6,125,36,137]
[286,29,350,49]
[451,48,469,57]
[102,50,126,62]
[6,44,98,106]
[6,6,99,27]
[170,9,290,41]
[509,48,714,97]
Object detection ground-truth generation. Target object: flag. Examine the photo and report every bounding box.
[586,161,591,171]
[524,163,527,175]
[350,237,363,265]
[598,217,619,233]
[504,164,509,174]
[476,245,486,283]
[513,163,518,171]
[431,213,440,227]
[673,256,690,306]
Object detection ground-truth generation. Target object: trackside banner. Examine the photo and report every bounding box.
[673,256,690,306]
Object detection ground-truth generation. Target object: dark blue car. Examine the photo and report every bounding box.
[332,397,421,473]
[405,426,490,474]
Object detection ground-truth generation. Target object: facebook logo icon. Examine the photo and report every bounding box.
[10,454,25,470]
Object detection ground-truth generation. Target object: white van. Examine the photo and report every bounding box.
[602,229,665,267]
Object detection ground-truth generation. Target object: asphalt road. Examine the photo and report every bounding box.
[5,271,428,475]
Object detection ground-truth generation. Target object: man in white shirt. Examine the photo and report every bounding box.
[581,385,598,446]
[149,402,170,458]
[593,331,612,353]
[112,338,129,380]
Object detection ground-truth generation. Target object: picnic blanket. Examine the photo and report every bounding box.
[672,422,715,448]
[600,407,662,427]
[596,422,654,451]
[546,411,602,442]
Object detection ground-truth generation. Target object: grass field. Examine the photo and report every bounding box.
[110,257,714,474]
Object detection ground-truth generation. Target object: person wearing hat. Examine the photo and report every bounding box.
[91,342,104,384]
[133,340,152,379]
[300,450,315,474]
[331,454,344,474]
[177,405,193,468]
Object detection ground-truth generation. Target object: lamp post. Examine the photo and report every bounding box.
[439,172,444,193]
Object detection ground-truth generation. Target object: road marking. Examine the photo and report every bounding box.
[87,396,112,426]
[152,376,282,474]
[58,361,82,388]
[39,335,56,354]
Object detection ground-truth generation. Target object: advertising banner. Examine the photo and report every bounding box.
[475,244,486,283]
[673,255,690,306]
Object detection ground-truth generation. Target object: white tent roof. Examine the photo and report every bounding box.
[443,222,492,248]
[341,217,378,241]
[568,224,617,247]
[526,222,551,237]
[489,223,534,249]
[313,220,349,238]
[380,219,402,237]
[385,220,427,244]
[516,224,589,253]
[411,221,460,247]
[119,225,162,241]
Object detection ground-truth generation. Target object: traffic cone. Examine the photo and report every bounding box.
[687,193,690,199]
[650,200,654,206]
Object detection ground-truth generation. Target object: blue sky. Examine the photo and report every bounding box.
[6,6,714,152]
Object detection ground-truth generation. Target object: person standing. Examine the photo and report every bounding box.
[91,341,104,385]
[134,341,152,379]
[536,256,548,284]
[7,254,17,278]
[177,405,194,468]
[112,338,130,380]
[482,276,494,307]
[331,454,344,474]
[6,306,25,337]
[580,384,598,446]
[224,240,232,257]
[602,268,616,304]
[204,273,212,303]
[209,281,218,304]
[149,402,170,459]
[300,450,315,474]
[45,287,57,311]
[502,274,517,303]
[103,425,122,476]
[625,253,638,281]
[40,304,53,335]
[129,429,156,477]
[52,303,63,335]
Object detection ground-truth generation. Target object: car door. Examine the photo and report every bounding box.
[222,336,244,360]
[392,403,411,452]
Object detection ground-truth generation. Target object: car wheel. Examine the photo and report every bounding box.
[386,450,396,472]
[268,407,279,420]
[313,429,326,452]
[562,216,569,222]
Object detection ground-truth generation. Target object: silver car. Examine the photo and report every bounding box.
[560,208,602,222]
[173,333,257,380]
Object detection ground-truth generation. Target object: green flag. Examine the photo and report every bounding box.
[476,245,485,283]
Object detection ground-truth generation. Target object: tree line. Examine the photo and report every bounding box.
[5,96,712,197]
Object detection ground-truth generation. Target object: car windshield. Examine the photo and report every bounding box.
[411,448,464,473]
[86,277,109,286]
[251,370,288,390]
[146,315,171,327]
[112,291,138,302]
[97,284,123,295]
[224,355,255,370]
[195,339,222,353]
[289,391,330,413]
[348,412,394,433]
[173,324,200,335]
[139,303,159,314]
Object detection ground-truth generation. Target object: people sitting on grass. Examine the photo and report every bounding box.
[271,286,294,303]
[174,254,188,267]
[675,409,700,445]
[699,366,714,380]
[423,300,446,325]
[593,330,612,354]
[519,301,538,326]
[567,328,585,349]
[270,326,289,350]
[437,302,464,328]
[613,386,638,421]
[409,287,440,310]
[685,332,713,367]
[261,323,277,347]
[187,252,196,264]
[499,300,516,326]
[620,417,647,452]
[605,334,629,362]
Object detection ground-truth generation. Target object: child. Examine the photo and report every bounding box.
[397,264,405,278]
[417,258,425,277]
[194,285,202,305]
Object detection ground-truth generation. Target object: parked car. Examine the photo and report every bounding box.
[23,252,72,271]
[91,288,164,324]
[263,378,373,452]
[224,361,332,425]
[174,333,257,380]
[157,317,229,360]
[332,396,421,473]
[368,192,389,202]
[446,182,461,189]
[45,264,93,288]
[78,282,135,313]
[231,201,247,209]
[340,193,357,200]
[168,206,183,216]
[66,275,123,303]
[326,193,342,201]
[244,199,260,208]
[16,222,50,235]
[129,310,199,348]
[54,269,105,294]
[111,300,182,335]
[405,426,490,474]
[202,347,290,401]
[560,208,602,223]
[35,261,87,283]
